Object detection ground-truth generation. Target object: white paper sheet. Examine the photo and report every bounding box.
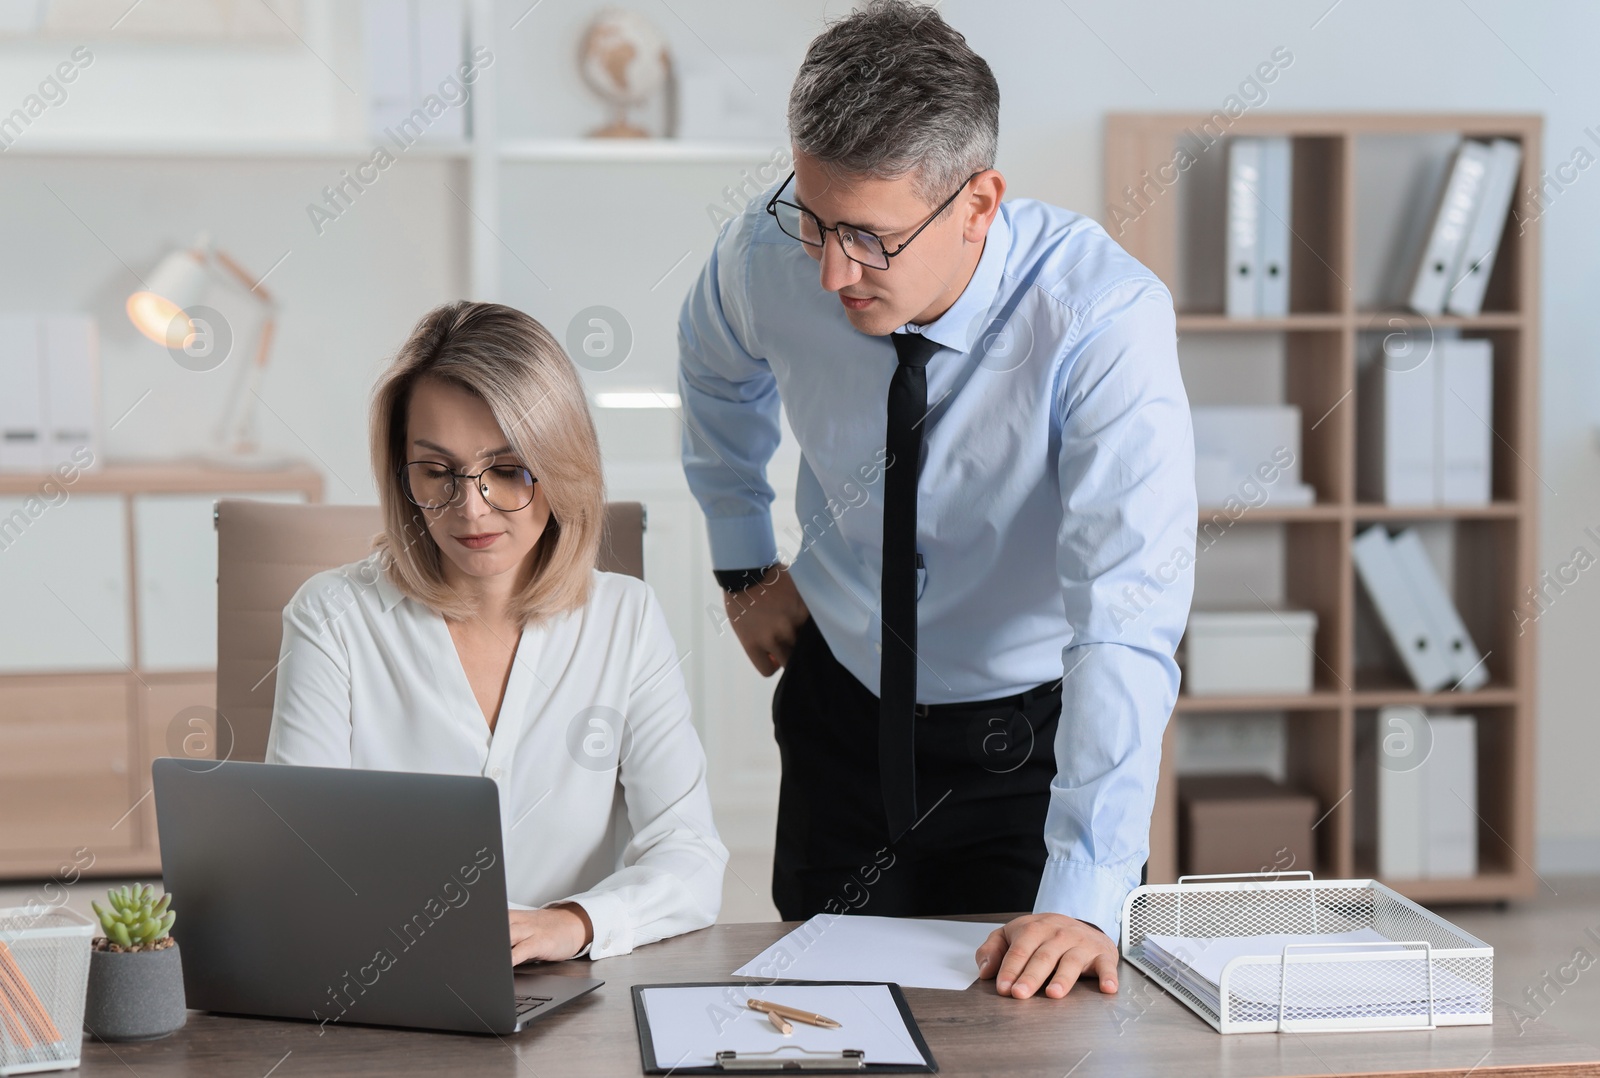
[639,984,926,1069]
[1142,929,1487,1016]
[732,914,1002,991]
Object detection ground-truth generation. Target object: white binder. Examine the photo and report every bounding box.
[1257,136,1293,317]
[1372,707,1426,879]
[1408,140,1492,316]
[1225,138,1262,319]
[1389,528,1489,691]
[1353,526,1453,693]
[0,315,44,472]
[1446,139,1522,316]
[415,0,467,140]
[1435,338,1492,505]
[1359,352,1435,506]
[40,314,100,470]
[364,0,467,142]
[1423,715,1478,878]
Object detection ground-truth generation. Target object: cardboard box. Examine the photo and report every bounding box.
[1179,773,1319,877]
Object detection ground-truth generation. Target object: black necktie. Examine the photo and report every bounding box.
[880,330,939,841]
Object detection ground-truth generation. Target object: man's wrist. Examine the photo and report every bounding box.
[713,563,780,593]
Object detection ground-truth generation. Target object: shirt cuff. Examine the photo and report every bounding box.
[545,889,632,960]
[706,513,778,572]
[1034,858,1141,949]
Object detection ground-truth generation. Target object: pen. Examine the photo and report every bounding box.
[765,1007,793,1035]
[746,998,843,1029]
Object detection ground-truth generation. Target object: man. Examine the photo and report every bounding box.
[677,0,1194,1003]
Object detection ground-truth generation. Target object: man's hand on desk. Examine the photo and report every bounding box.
[975,913,1118,1000]
[509,904,593,965]
[723,563,810,676]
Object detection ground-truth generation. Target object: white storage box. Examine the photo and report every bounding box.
[0,906,93,1075]
[1183,609,1318,695]
[1192,405,1316,508]
[1122,873,1494,1033]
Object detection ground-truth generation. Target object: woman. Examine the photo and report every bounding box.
[265,300,725,963]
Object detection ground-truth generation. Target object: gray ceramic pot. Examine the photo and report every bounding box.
[82,942,187,1042]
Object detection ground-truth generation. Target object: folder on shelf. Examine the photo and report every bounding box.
[415,0,467,140]
[1369,708,1428,878]
[1446,139,1522,317]
[0,315,44,473]
[1389,527,1489,691]
[40,314,100,470]
[1435,338,1493,505]
[363,0,467,143]
[1424,715,1479,878]
[1363,709,1479,880]
[1359,348,1436,506]
[1257,136,1293,317]
[1353,526,1454,693]
[1225,138,1262,319]
[1408,140,1492,316]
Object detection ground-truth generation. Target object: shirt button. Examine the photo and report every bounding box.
[874,642,882,654]
[490,766,504,780]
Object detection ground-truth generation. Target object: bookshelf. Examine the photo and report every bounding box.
[1106,113,1541,904]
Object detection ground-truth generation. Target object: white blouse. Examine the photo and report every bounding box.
[264,552,726,960]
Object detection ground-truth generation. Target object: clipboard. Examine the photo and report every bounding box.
[631,980,937,1073]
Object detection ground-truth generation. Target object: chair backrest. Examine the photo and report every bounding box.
[215,499,645,763]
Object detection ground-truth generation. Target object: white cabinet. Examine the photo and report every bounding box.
[0,494,130,673]
[133,492,305,671]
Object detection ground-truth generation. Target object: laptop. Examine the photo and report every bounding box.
[153,757,603,1035]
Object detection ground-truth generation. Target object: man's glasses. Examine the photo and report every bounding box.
[765,170,982,271]
[401,461,537,512]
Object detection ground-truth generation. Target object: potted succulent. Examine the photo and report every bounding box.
[82,884,186,1041]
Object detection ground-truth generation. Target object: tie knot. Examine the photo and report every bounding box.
[890,331,940,369]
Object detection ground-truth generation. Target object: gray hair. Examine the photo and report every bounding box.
[787,0,999,208]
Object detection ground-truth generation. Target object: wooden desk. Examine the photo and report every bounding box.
[79,920,1600,1077]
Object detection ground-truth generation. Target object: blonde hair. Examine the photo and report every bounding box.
[369,301,604,625]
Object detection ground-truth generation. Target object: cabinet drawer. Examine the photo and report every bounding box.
[0,679,136,855]
[0,494,130,672]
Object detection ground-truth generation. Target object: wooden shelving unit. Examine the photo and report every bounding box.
[0,462,322,879]
[1107,113,1541,905]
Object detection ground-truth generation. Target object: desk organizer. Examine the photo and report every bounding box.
[0,906,93,1075]
[1121,872,1494,1033]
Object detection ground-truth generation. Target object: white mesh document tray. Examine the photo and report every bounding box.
[1120,872,1494,1033]
[0,906,93,1076]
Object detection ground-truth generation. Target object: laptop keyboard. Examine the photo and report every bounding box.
[515,994,554,1018]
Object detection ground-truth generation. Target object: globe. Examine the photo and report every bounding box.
[578,8,673,139]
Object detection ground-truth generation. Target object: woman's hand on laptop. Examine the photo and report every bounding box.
[509,904,594,964]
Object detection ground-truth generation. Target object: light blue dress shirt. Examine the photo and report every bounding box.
[677,189,1196,944]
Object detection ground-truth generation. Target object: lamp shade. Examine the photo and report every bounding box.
[127,248,209,348]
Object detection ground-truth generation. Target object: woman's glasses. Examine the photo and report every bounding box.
[401,461,537,512]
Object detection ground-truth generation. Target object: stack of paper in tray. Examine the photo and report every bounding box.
[1141,929,1488,1020]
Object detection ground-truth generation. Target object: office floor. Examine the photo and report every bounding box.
[6,867,1594,1049]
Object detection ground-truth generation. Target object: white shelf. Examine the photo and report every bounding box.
[1,135,782,165]
[0,137,475,160]
[497,138,781,164]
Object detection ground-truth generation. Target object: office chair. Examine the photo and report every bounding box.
[214,499,646,763]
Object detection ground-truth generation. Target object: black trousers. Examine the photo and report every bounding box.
[771,617,1064,920]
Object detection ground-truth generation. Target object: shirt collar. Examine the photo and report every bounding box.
[367,553,407,613]
[894,203,1011,354]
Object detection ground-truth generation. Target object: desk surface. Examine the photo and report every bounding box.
[80,919,1600,1077]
